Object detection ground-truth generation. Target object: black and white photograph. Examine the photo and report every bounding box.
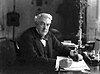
[0,0,100,74]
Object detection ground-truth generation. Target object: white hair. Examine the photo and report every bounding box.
[34,13,52,23]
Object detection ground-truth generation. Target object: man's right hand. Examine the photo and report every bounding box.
[59,58,72,68]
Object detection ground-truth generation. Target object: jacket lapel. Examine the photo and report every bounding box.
[47,36,52,58]
[31,27,44,56]
[35,39,44,56]
[31,27,52,57]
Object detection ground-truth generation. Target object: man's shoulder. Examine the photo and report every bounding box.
[22,27,35,34]
[20,27,36,38]
[24,27,35,32]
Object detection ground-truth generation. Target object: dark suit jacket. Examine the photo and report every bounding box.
[17,27,71,72]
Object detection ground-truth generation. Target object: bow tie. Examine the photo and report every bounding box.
[41,37,48,40]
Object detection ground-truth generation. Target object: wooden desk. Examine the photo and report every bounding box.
[89,65,100,74]
[58,71,90,74]
[58,64,100,74]
[0,63,100,74]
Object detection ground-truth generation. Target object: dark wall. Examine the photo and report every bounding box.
[56,0,80,39]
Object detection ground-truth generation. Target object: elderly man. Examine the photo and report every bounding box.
[17,13,82,73]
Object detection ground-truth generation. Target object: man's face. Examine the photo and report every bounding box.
[36,21,51,37]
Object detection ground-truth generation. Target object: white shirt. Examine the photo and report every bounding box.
[40,39,46,47]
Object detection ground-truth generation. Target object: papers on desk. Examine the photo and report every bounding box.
[55,56,90,73]
[64,59,90,71]
[61,42,78,48]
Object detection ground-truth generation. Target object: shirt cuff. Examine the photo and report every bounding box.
[55,56,66,71]
[55,58,60,71]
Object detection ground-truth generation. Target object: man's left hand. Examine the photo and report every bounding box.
[70,50,83,61]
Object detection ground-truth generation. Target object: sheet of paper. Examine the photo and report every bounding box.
[64,60,90,71]
[55,56,90,72]
[61,42,78,48]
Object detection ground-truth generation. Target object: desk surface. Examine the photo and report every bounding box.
[89,65,100,74]
[59,65,100,74]
[0,63,100,74]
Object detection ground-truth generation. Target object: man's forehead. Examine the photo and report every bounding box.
[40,18,51,24]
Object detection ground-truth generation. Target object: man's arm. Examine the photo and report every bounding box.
[50,32,71,57]
[50,32,83,61]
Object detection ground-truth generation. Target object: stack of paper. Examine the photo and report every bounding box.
[55,56,90,73]
[64,60,90,71]
[61,42,78,48]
